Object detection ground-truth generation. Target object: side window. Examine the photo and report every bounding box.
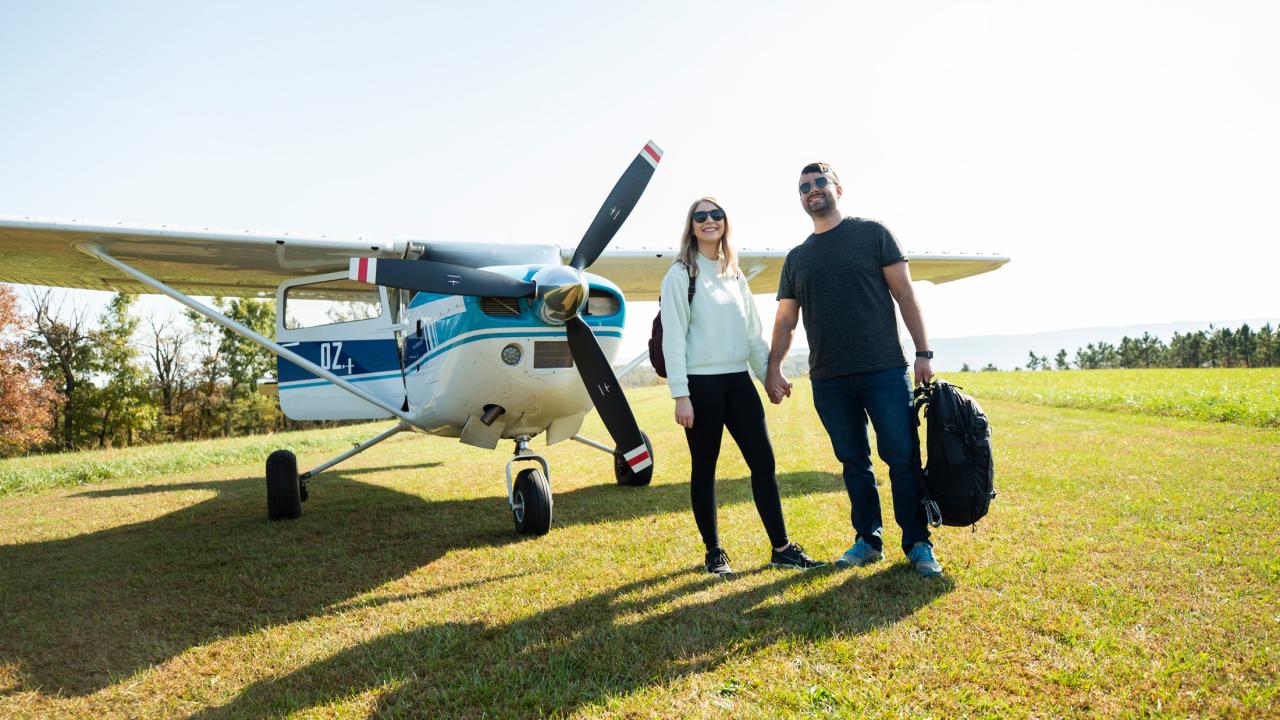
[283,278,383,330]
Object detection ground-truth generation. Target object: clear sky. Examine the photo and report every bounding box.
[3,1,1278,353]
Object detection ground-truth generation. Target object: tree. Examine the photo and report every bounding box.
[144,315,189,419]
[1055,348,1069,370]
[1168,331,1207,368]
[981,363,999,372]
[0,285,55,456]
[216,298,277,435]
[93,294,156,447]
[1254,324,1277,367]
[27,289,99,449]
[960,362,972,372]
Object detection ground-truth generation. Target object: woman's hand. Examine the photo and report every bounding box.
[674,396,694,428]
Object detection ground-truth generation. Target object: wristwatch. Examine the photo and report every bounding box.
[915,351,934,359]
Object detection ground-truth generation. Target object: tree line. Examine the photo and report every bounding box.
[1,285,301,457]
[1015,323,1280,371]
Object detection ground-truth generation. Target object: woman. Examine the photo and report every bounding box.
[660,197,825,575]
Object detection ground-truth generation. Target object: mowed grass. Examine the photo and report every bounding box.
[949,367,1280,428]
[0,374,1276,718]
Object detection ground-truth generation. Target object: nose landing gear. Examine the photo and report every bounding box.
[506,435,552,536]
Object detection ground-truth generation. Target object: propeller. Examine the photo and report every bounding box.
[348,257,535,298]
[569,140,663,270]
[566,316,652,481]
[347,140,664,481]
[560,141,661,481]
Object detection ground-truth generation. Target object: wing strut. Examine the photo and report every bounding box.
[300,421,412,480]
[76,242,430,431]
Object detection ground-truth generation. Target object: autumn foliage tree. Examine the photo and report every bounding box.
[0,285,55,456]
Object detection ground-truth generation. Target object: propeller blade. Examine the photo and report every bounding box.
[565,316,652,477]
[569,140,663,270]
[348,257,536,298]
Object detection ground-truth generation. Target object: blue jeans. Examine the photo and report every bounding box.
[811,366,929,554]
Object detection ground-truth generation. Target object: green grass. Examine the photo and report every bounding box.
[1,374,1277,718]
[0,425,388,498]
[945,367,1280,428]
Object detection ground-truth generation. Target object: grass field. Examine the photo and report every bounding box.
[1,371,1277,718]
[948,368,1280,428]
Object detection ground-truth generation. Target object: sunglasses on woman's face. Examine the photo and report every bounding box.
[798,176,832,194]
[692,209,725,224]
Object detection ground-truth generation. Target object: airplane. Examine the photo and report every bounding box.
[0,141,1009,536]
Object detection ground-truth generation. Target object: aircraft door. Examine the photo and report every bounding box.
[275,271,408,420]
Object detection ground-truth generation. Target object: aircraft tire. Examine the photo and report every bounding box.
[613,431,654,487]
[266,449,303,521]
[512,468,552,536]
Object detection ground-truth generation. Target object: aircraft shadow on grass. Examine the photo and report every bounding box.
[0,467,948,709]
[196,562,952,718]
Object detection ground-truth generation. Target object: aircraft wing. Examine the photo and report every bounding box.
[0,216,404,297]
[583,248,1011,301]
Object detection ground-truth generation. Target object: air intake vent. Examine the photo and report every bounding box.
[585,289,620,317]
[480,297,522,317]
[533,341,574,369]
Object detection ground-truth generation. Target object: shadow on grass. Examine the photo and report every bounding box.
[196,565,952,718]
[67,462,443,499]
[0,467,839,697]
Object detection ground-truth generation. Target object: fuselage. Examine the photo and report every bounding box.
[275,264,626,444]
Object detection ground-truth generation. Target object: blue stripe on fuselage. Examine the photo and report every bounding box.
[279,271,626,391]
[277,339,403,385]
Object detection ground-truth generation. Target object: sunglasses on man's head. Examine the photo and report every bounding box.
[692,209,726,223]
[798,176,833,194]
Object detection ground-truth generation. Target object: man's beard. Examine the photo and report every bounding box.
[804,192,837,219]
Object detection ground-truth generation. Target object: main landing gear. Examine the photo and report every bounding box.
[265,449,304,520]
[262,424,654,536]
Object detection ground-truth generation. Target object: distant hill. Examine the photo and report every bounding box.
[619,317,1280,381]
[931,317,1280,372]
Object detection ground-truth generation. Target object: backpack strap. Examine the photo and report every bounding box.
[686,264,696,304]
[913,380,943,528]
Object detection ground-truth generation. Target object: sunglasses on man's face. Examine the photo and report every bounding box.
[798,176,833,194]
[692,209,726,224]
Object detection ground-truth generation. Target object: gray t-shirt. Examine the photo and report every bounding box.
[776,217,908,379]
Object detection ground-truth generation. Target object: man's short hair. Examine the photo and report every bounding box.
[800,162,840,185]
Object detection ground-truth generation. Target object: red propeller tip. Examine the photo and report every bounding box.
[642,141,663,167]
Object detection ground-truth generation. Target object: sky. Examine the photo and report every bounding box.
[3,0,1278,358]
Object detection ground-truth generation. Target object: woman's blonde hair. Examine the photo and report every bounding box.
[677,197,739,278]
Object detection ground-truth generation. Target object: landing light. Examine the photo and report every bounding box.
[501,343,523,366]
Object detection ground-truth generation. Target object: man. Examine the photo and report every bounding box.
[766,162,943,577]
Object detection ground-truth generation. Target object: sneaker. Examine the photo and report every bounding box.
[705,547,734,576]
[770,542,827,570]
[834,538,884,568]
[906,542,943,577]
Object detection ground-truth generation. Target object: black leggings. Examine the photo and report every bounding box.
[685,372,789,550]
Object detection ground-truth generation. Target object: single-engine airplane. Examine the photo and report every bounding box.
[0,141,1008,536]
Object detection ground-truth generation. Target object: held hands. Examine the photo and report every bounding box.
[674,396,694,429]
[766,369,793,404]
[913,357,935,387]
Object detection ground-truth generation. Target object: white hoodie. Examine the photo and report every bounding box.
[659,252,770,398]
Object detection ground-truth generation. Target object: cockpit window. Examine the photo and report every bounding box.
[283,278,383,329]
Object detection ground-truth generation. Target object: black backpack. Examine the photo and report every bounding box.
[913,379,996,527]
[648,263,696,379]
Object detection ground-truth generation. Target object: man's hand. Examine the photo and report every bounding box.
[913,357,935,387]
[766,369,793,404]
[674,396,694,428]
